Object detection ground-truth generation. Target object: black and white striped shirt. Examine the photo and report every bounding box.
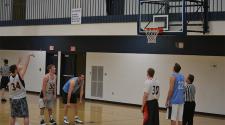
[185,84,196,102]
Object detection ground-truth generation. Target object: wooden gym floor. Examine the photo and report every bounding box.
[0,93,224,125]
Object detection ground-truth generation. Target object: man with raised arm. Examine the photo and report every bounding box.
[8,54,34,125]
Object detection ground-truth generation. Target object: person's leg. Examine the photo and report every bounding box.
[40,108,45,119]
[64,104,69,116]
[183,102,188,125]
[63,92,70,124]
[63,104,70,124]
[0,77,7,102]
[1,89,5,99]
[47,98,56,123]
[171,104,178,125]
[189,102,196,125]
[62,91,68,116]
[47,100,53,118]
[0,77,3,99]
[178,121,182,125]
[74,103,78,116]
[10,117,16,125]
[186,102,192,125]
[143,101,151,125]
[150,100,159,125]
[143,103,149,125]
[73,94,83,123]
[186,102,193,125]
[171,120,176,125]
[178,104,184,125]
[39,98,46,124]
[10,98,16,125]
[155,100,160,125]
[48,108,56,124]
[166,106,172,120]
[73,103,77,117]
[48,108,53,118]
[24,117,29,125]
[22,98,30,125]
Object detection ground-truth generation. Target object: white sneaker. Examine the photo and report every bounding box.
[40,119,46,125]
[75,117,83,124]
[49,118,56,125]
[64,118,70,124]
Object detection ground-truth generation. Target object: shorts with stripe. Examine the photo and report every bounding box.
[166,104,184,121]
[143,99,159,125]
[10,97,29,118]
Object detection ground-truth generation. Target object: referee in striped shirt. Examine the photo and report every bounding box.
[183,74,196,125]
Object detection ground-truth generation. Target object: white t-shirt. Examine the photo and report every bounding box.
[144,78,160,101]
[8,74,26,99]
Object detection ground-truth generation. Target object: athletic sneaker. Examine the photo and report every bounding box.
[49,118,56,125]
[40,119,46,125]
[64,118,70,124]
[75,116,83,124]
[1,98,7,102]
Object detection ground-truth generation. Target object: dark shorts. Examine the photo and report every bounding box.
[0,76,9,89]
[10,97,29,118]
[62,91,77,104]
[143,99,159,125]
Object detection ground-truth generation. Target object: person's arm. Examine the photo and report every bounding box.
[193,85,196,97]
[42,75,48,101]
[67,79,75,105]
[141,81,150,112]
[141,92,149,113]
[16,57,22,68]
[79,81,84,103]
[16,57,22,73]
[166,76,175,107]
[19,54,35,79]
[54,75,57,99]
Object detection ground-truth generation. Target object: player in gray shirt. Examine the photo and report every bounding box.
[0,59,10,102]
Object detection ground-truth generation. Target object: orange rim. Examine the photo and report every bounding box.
[144,27,163,33]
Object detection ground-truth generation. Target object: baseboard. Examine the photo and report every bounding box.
[26,91,61,97]
[85,98,225,118]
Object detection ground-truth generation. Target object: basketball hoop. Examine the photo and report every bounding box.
[144,27,163,43]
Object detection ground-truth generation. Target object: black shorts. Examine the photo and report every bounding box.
[62,91,77,104]
[10,97,29,118]
[143,99,159,125]
[0,76,9,89]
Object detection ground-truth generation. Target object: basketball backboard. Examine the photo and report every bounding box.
[138,0,185,35]
[138,0,209,36]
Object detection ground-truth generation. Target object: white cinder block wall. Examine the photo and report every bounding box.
[0,21,225,36]
[85,52,225,115]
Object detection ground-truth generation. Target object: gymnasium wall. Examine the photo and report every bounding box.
[85,52,225,115]
[0,35,224,115]
[0,50,46,92]
[0,21,225,36]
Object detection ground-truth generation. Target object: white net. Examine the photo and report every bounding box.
[145,29,160,43]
